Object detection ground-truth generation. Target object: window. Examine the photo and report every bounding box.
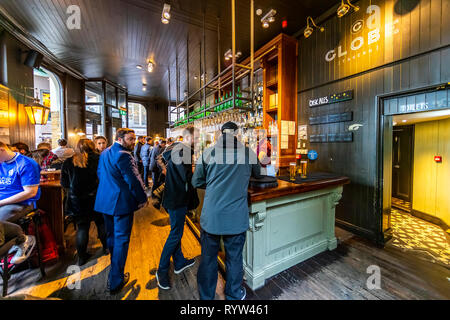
[128,102,147,136]
[33,68,64,149]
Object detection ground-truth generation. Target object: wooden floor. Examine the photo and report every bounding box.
[1,205,449,300]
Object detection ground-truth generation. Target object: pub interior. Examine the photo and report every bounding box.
[0,0,449,301]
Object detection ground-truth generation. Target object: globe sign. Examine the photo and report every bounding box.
[307,150,318,161]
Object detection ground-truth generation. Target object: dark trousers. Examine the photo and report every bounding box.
[137,162,144,182]
[158,206,188,274]
[0,220,26,247]
[75,212,107,260]
[197,230,246,300]
[103,213,134,290]
[151,171,162,193]
[143,166,150,188]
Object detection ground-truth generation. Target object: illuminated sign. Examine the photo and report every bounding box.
[325,4,400,63]
[308,90,353,107]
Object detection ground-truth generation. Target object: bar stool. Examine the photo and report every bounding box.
[0,238,18,297]
[16,209,46,278]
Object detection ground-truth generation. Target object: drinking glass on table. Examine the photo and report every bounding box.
[300,160,308,179]
[289,162,297,181]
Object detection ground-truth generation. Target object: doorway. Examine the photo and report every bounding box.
[381,89,450,267]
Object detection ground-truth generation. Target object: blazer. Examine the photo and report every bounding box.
[94,142,147,216]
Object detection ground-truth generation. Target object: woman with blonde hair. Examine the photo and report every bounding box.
[61,139,107,265]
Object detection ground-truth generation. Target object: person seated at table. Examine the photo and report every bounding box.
[11,142,31,157]
[52,138,75,161]
[61,139,107,266]
[0,141,41,226]
[36,142,58,169]
[94,136,108,154]
[0,220,36,265]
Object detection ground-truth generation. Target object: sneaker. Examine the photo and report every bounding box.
[109,272,130,295]
[155,270,171,290]
[10,235,36,265]
[240,287,246,300]
[174,259,196,274]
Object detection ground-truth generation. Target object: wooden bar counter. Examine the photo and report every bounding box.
[243,174,349,290]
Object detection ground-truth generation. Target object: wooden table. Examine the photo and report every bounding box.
[38,180,65,255]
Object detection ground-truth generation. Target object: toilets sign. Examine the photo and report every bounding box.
[325,4,400,63]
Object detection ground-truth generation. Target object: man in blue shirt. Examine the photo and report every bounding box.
[95,128,148,295]
[0,141,40,264]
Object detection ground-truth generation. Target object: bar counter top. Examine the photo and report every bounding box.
[248,174,350,203]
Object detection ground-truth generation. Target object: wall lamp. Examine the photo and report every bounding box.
[161,3,171,24]
[337,0,359,18]
[304,16,324,39]
[260,9,276,29]
[24,99,50,125]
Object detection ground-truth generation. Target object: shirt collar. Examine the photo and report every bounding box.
[5,152,19,164]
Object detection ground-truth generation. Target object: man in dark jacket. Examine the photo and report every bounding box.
[156,128,198,290]
[192,122,262,300]
[95,128,148,294]
[149,139,166,192]
[133,136,146,179]
[140,137,153,189]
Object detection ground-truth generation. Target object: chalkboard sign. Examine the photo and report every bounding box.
[308,90,353,107]
[309,112,353,125]
[310,132,353,143]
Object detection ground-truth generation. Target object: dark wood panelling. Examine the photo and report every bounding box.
[297,0,450,243]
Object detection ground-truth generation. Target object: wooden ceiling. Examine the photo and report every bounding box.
[0,0,338,100]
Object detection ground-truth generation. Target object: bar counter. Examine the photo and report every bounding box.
[189,173,350,291]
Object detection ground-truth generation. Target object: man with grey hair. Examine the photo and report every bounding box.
[192,122,262,300]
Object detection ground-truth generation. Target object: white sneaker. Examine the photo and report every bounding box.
[10,235,36,265]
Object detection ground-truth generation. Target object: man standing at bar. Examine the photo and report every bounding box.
[192,122,262,300]
[140,136,153,189]
[156,127,198,290]
[149,139,166,192]
[133,136,145,179]
[95,128,148,294]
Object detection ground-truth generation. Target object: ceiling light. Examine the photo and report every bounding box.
[162,3,171,23]
[402,120,407,123]
[256,9,262,16]
[262,21,269,28]
[337,0,359,18]
[304,16,324,38]
[147,61,154,72]
[194,75,198,79]
[136,65,143,69]
[393,122,397,126]
[261,9,276,29]
[268,16,275,23]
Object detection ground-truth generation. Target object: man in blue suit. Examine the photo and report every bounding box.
[95,128,148,294]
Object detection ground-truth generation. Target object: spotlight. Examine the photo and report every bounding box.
[136,65,143,69]
[304,16,324,39]
[162,3,171,23]
[261,9,276,29]
[147,61,154,72]
[256,9,262,16]
[337,0,359,18]
[142,84,147,91]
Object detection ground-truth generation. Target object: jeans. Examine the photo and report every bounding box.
[103,213,134,291]
[158,206,188,274]
[151,171,162,193]
[0,204,34,223]
[197,230,246,300]
[0,220,26,247]
[143,166,150,188]
[74,212,107,260]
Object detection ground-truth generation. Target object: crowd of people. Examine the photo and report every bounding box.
[0,122,262,300]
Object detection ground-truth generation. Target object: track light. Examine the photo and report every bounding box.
[261,9,276,29]
[142,83,147,91]
[337,0,359,18]
[304,16,324,39]
[224,49,242,61]
[161,3,171,24]
[147,61,154,72]
[136,65,143,70]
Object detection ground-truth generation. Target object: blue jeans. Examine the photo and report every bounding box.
[197,230,246,300]
[158,206,188,274]
[143,166,150,188]
[103,213,134,291]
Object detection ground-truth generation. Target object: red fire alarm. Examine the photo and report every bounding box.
[434,156,442,163]
[282,19,288,29]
